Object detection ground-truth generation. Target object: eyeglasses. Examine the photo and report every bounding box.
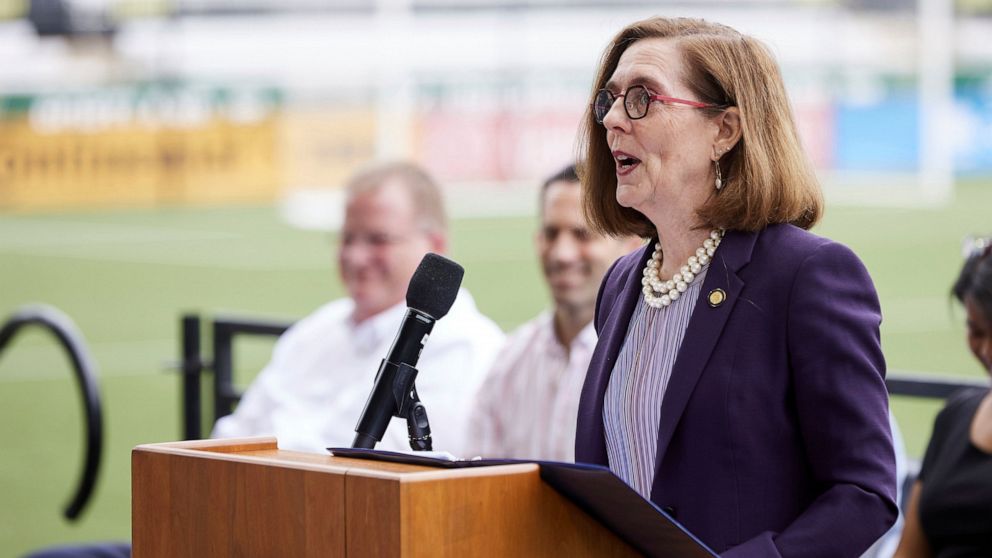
[592,85,722,124]
[962,235,992,260]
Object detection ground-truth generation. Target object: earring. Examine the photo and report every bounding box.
[714,158,723,191]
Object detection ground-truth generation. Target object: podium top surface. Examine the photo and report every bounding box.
[133,437,539,482]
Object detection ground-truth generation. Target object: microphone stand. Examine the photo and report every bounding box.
[352,253,462,452]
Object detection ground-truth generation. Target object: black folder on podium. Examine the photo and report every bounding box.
[328,448,717,558]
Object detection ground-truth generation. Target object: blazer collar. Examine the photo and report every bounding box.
[578,229,760,468]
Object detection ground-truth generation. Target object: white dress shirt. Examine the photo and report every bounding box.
[212,289,504,455]
[466,311,596,462]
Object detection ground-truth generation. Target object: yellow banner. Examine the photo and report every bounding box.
[0,84,380,213]
[0,115,280,211]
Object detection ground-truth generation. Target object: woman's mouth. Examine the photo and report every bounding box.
[613,151,641,176]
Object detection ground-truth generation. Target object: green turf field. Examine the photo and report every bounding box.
[1,179,990,554]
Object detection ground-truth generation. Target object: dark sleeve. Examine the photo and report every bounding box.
[727,240,898,558]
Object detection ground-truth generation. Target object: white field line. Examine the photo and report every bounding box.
[0,219,329,271]
[880,296,961,334]
[0,338,175,383]
[0,220,241,246]
[0,245,330,271]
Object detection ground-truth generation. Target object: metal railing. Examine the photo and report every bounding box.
[0,304,103,521]
[886,371,987,399]
[179,313,291,440]
[179,313,990,439]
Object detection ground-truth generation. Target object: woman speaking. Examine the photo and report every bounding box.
[574,17,897,557]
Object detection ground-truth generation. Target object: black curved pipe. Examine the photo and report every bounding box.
[0,304,103,521]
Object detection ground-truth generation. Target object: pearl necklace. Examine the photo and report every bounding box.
[641,229,725,309]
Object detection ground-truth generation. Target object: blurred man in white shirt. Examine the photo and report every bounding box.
[213,161,504,454]
[466,164,641,461]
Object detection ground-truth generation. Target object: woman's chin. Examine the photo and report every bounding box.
[615,186,641,209]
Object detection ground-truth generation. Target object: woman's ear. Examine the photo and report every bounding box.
[712,107,742,159]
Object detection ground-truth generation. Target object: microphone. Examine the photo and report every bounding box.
[352,253,464,449]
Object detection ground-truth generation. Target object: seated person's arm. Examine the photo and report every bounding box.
[892,481,933,558]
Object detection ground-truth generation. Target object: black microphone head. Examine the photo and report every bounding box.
[406,253,464,319]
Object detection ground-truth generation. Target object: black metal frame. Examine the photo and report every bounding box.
[180,313,292,440]
[0,304,103,521]
[179,313,990,440]
[886,372,987,399]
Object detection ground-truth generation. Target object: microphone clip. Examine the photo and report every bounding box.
[391,361,418,418]
[353,359,433,451]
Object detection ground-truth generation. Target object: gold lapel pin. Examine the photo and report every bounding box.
[708,288,727,307]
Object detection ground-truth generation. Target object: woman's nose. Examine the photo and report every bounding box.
[602,97,629,131]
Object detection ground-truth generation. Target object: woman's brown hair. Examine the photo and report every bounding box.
[579,17,823,238]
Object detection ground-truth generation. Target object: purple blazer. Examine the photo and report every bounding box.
[576,224,898,557]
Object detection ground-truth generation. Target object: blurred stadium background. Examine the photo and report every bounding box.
[1,0,990,554]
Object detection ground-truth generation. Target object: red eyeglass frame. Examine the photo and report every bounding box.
[594,85,723,123]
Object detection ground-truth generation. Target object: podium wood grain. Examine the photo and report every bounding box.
[132,438,641,557]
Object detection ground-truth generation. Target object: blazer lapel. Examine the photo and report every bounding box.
[650,229,758,492]
[599,243,653,375]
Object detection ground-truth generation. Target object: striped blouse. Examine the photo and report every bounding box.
[603,267,707,499]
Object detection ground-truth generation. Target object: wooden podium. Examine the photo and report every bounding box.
[132,438,641,557]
